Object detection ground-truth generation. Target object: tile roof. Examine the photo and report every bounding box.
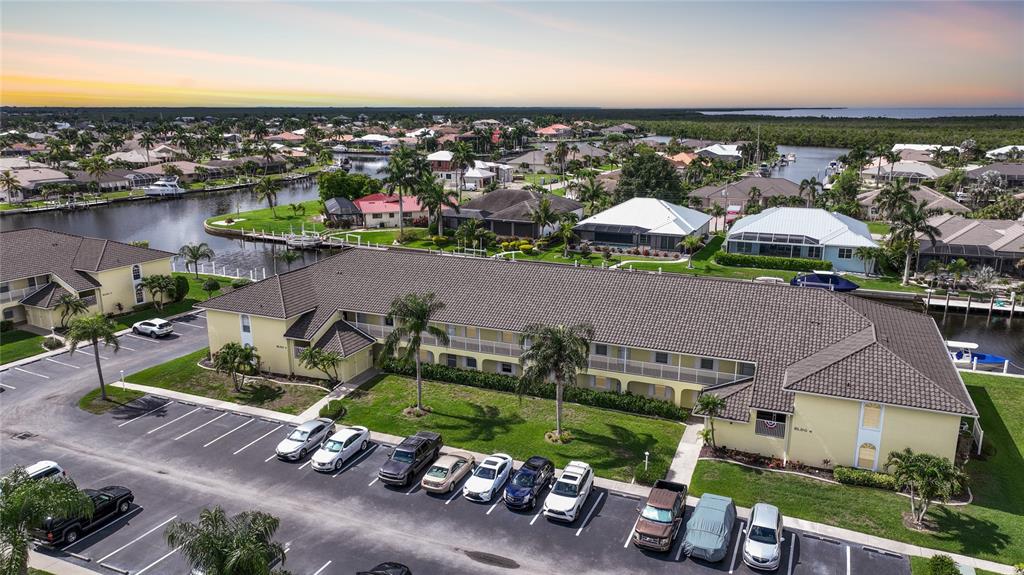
[692,177,801,203]
[312,320,375,357]
[444,189,582,224]
[20,282,70,309]
[920,215,1024,256]
[857,185,969,215]
[201,248,976,418]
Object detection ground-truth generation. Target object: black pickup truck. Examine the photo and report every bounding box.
[35,485,134,545]
[377,431,443,486]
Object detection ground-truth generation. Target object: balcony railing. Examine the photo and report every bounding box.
[349,321,748,387]
[0,286,34,304]
[755,419,786,439]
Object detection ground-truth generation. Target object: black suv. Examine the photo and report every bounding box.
[35,486,134,545]
[377,431,443,486]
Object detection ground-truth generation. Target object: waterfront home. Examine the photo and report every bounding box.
[104,149,159,166]
[917,214,1024,275]
[508,142,608,172]
[726,208,878,273]
[353,193,426,228]
[135,161,218,183]
[691,177,803,211]
[966,162,1024,189]
[199,248,978,471]
[0,228,174,328]
[984,145,1023,160]
[857,185,969,218]
[4,168,71,201]
[861,161,949,184]
[696,144,742,163]
[534,123,573,139]
[264,131,305,143]
[668,151,699,167]
[324,197,363,228]
[427,152,513,188]
[892,143,960,157]
[574,197,710,250]
[601,123,639,135]
[442,189,583,238]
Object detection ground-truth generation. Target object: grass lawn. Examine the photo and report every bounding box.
[522,172,564,186]
[108,272,225,331]
[30,569,57,575]
[844,274,925,293]
[78,386,146,415]
[909,556,1000,575]
[338,375,685,483]
[125,348,326,415]
[0,329,47,364]
[691,371,1023,565]
[344,227,430,247]
[205,200,325,235]
[868,222,892,236]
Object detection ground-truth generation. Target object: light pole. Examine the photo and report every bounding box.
[644,451,650,471]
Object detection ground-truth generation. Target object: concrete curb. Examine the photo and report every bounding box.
[29,549,102,575]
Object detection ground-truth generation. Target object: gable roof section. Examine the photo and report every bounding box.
[728,207,877,248]
[446,189,581,223]
[312,320,375,357]
[20,282,70,309]
[575,197,711,237]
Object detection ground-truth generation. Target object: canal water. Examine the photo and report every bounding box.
[772,145,849,184]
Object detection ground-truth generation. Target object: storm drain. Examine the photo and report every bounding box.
[463,550,520,569]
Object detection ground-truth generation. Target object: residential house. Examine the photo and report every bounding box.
[68,169,147,192]
[726,207,878,273]
[857,185,969,218]
[324,197,363,228]
[1,142,48,157]
[861,161,949,184]
[105,149,159,166]
[696,144,742,163]
[691,177,803,211]
[200,248,977,471]
[508,142,608,172]
[917,215,1024,275]
[354,193,426,228]
[135,161,215,183]
[601,123,640,135]
[534,124,573,139]
[427,152,513,188]
[966,163,1024,189]
[5,168,71,201]
[442,189,583,238]
[264,131,305,144]
[575,197,711,250]
[984,145,1024,161]
[0,228,174,328]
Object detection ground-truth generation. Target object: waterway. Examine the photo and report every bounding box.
[772,145,848,184]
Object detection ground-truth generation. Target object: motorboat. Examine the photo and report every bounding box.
[758,162,771,176]
[790,271,859,292]
[284,234,321,249]
[144,176,186,197]
[786,153,797,162]
[946,341,1009,371]
[331,144,349,153]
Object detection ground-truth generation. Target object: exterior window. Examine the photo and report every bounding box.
[134,283,145,304]
[446,355,457,368]
[3,309,13,320]
[356,313,368,324]
[27,277,36,288]
[861,403,882,430]
[838,248,853,259]
[466,357,477,369]
[808,246,823,259]
[755,411,787,438]
[654,352,669,364]
[241,314,252,333]
[372,213,383,219]
[500,362,513,374]
[0,284,8,294]
[132,265,141,281]
[384,316,394,327]
[594,344,608,356]
[738,363,755,376]
[699,357,715,371]
[857,443,877,469]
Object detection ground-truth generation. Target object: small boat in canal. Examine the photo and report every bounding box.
[144,176,187,197]
[790,271,860,292]
[946,341,1010,372]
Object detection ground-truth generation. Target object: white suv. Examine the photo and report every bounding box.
[26,460,66,480]
[132,319,173,338]
[542,461,594,522]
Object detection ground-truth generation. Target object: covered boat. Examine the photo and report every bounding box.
[790,271,859,292]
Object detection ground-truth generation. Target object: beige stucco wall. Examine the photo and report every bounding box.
[878,404,961,464]
[94,258,173,315]
[206,309,292,375]
[713,411,788,459]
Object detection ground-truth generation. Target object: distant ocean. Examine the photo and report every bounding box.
[698,108,1023,119]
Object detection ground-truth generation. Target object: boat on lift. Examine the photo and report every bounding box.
[946,341,1009,372]
[790,271,859,292]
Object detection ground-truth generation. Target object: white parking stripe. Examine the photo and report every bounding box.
[14,367,49,379]
[298,460,313,470]
[728,521,745,574]
[234,425,282,455]
[173,322,203,329]
[125,333,158,342]
[266,453,279,462]
[63,508,142,550]
[846,545,851,575]
[333,446,376,477]
[0,382,16,390]
[135,546,181,575]
[203,418,252,447]
[117,345,137,352]
[405,480,418,494]
[368,477,380,487]
[445,486,462,505]
[147,407,202,434]
[787,534,796,575]
[575,491,605,536]
[486,501,500,515]
[96,515,177,563]
[311,560,332,575]
[46,358,80,368]
[117,401,171,427]
[173,412,228,440]
[530,510,542,525]
[624,516,640,548]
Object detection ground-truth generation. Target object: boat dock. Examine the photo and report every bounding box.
[923,290,1023,319]
[234,227,391,251]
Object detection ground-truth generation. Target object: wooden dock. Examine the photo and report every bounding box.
[922,290,1023,319]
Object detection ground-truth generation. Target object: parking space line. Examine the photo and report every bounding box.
[311,560,332,575]
[173,322,203,329]
[125,333,159,342]
[63,507,143,550]
[203,418,252,447]
[404,481,419,495]
[298,460,313,470]
[147,407,202,434]
[117,401,171,427]
[368,477,379,487]
[0,382,16,390]
[46,358,80,368]
[530,510,542,525]
[846,545,851,575]
[728,520,745,574]
[787,534,795,575]
[445,486,461,505]
[136,545,181,575]
[624,517,639,548]
[95,515,177,563]
[575,491,605,536]
[266,453,279,462]
[333,446,376,477]
[14,367,49,379]
[234,425,282,455]
[486,501,500,515]
[173,412,228,440]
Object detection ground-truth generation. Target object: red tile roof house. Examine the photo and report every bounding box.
[354,193,427,229]
[535,123,573,139]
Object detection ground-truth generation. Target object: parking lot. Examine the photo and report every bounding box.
[6,392,912,575]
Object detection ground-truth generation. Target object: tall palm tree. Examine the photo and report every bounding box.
[573,174,606,216]
[873,178,918,222]
[678,235,703,268]
[798,177,821,208]
[138,131,156,165]
[882,150,902,182]
[253,177,281,218]
[0,467,94,574]
[557,213,579,257]
[381,293,448,413]
[746,186,762,211]
[413,172,458,236]
[165,507,286,575]
[693,393,727,448]
[259,141,275,175]
[57,293,89,328]
[0,170,22,203]
[66,314,119,401]
[517,323,594,440]
[530,197,558,238]
[178,242,215,278]
[708,204,726,233]
[449,141,474,202]
[890,200,941,285]
[80,155,111,195]
[552,141,569,176]
[853,246,881,276]
[380,146,418,239]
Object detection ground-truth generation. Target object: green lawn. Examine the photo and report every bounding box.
[0,329,46,364]
[205,200,325,235]
[108,272,225,331]
[868,222,892,236]
[338,375,685,483]
[691,372,1023,565]
[909,556,1000,575]
[125,348,326,415]
[78,386,146,414]
[522,172,564,186]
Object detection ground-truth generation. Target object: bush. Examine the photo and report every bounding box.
[520,244,534,255]
[633,460,670,486]
[714,251,831,272]
[927,555,959,575]
[431,235,448,246]
[517,241,532,249]
[231,278,252,289]
[131,302,155,312]
[172,274,190,303]
[0,320,13,332]
[832,466,898,490]
[43,336,63,350]
[379,359,689,421]
[319,399,347,420]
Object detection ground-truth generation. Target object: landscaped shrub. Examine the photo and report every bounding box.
[379,359,689,421]
[633,460,671,486]
[520,244,535,255]
[832,466,898,490]
[0,320,13,332]
[714,251,832,272]
[172,274,190,303]
[431,235,448,247]
[319,399,347,420]
[43,337,63,350]
[131,302,155,312]
[927,555,959,575]
[231,278,252,289]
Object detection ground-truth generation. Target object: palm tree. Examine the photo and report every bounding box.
[945,258,969,290]
[746,186,762,211]
[0,467,94,574]
[253,177,281,218]
[140,275,176,310]
[259,141,275,175]
[573,174,606,216]
[165,507,286,575]
[0,170,23,203]
[449,141,474,202]
[882,150,902,181]
[66,314,119,401]
[379,146,416,239]
[317,148,332,166]
[413,172,459,236]
[557,213,579,257]
[923,259,944,288]
[381,293,448,413]
[178,242,215,278]
[57,293,89,328]
[677,235,703,268]
[798,177,821,208]
[693,393,727,448]
[530,197,558,238]
[708,204,726,233]
[212,342,260,392]
[552,141,569,176]
[853,246,881,276]
[298,347,343,383]
[873,178,918,222]
[885,448,964,525]
[890,200,941,285]
[80,155,112,195]
[139,131,156,165]
[517,323,593,441]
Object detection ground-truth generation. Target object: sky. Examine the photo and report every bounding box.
[2,1,1023,108]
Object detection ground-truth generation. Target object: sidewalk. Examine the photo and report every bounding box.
[666,416,704,485]
[30,549,100,575]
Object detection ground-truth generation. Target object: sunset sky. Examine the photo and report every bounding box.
[2,1,1023,108]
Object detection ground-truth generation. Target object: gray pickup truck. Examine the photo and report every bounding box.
[377,431,443,486]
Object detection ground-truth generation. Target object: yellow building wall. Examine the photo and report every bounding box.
[788,395,861,468]
[713,411,788,460]
[879,405,961,464]
[24,306,60,330]
[94,258,173,314]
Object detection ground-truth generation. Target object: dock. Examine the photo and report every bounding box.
[923,290,1023,319]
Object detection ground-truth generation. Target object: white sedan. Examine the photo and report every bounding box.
[462,453,513,502]
[311,426,370,472]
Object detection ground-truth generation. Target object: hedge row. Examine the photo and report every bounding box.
[714,251,832,272]
[379,359,688,421]
[832,466,898,490]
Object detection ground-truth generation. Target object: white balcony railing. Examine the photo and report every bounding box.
[755,419,787,439]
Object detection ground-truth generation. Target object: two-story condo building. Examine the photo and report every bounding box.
[200,248,977,472]
[0,228,174,329]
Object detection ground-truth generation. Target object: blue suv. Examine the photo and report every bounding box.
[503,455,555,510]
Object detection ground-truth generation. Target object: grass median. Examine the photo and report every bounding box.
[691,372,1023,565]
[124,348,327,415]
[337,374,684,483]
[0,329,46,364]
[78,386,146,414]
